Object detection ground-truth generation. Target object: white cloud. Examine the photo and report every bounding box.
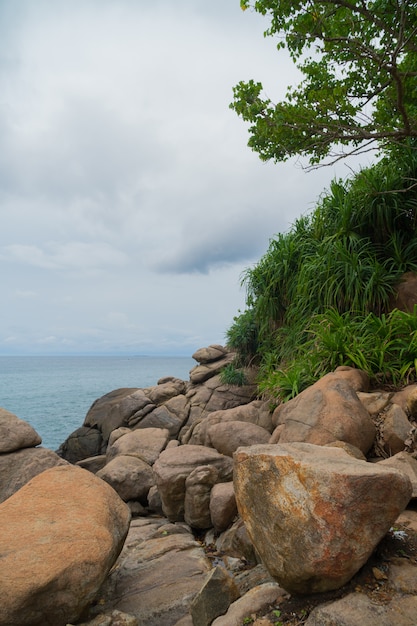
[0,0,374,355]
[3,242,127,271]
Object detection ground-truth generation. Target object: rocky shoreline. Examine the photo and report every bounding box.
[2,344,417,625]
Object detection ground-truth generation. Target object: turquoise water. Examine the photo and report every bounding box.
[0,356,195,451]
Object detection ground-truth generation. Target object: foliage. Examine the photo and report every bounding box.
[226,150,417,399]
[261,307,417,401]
[220,362,248,386]
[225,308,259,365]
[232,0,417,166]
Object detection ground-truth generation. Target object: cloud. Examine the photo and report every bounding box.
[0,0,375,356]
[3,242,127,271]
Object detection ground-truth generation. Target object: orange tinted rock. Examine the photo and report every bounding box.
[0,465,130,626]
[234,443,412,594]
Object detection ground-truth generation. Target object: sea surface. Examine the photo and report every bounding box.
[0,356,195,451]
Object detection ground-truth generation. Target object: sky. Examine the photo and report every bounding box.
[0,0,373,356]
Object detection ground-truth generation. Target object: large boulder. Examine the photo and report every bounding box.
[153,445,233,522]
[271,373,376,454]
[57,425,105,463]
[233,442,412,594]
[0,464,130,626]
[0,446,68,503]
[187,400,273,446]
[181,375,257,441]
[97,455,155,503]
[95,517,211,625]
[134,395,190,438]
[106,427,169,465]
[83,388,143,443]
[207,421,270,457]
[0,408,41,452]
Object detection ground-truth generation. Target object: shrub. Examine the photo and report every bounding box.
[220,363,247,386]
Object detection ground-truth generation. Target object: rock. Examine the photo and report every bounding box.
[210,482,238,533]
[357,390,393,415]
[190,354,236,384]
[136,395,189,438]
[0,408,41,452]
[73,610,138,626]
[77,454,107,473]
[94,517,211,626]
[57,425,105,463]
[234,442,412,594]
[0,446,68,503]
[124,394,156,427]
[380,451,417,498]
[181,375,257,441]
[406,385,417,418]
[207,421,270,457]
[187,400,273,446]
[271,374,376,454]
[215,517,258,565]
[332,365,369,391]
[153,445,233,522]
[190,566,240,626]
[305,591,417,626]
[145,378,187,405]
[97,455,154,503]
[147,485,163,513]
[324,440,366,460]
[184,465,219,529]
[192,345,229,364]
[0,465,130,626]
[108,427,134,446]
[106,427,169,465]
[84,388,143,443]
[211,583,287,626]
[389,271,417,313]
[392,383,417,413]
[389,557,417,593]
[382,404,411,455]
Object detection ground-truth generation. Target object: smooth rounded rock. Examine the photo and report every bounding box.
[0,464,131,626]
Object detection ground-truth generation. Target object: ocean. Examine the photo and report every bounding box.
[0,356,195,451]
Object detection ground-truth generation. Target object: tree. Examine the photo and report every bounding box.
[231,0,417,166]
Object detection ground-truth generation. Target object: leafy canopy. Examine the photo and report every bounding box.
[232,0,417,165]
[226,149,417,398]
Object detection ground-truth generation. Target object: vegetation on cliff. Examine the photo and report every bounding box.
[226,0,417,401]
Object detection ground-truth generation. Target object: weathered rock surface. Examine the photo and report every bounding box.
[187,399,273,446]
[380,451,417,498]
[209,481,237,532]
[57,425,105,462]
[83,388,143,443]
[97,455,155,502]
[234,442,412,594]
[0,407,41,452]
[153,445,233,522]
[389,271,417,313]
[207,420,270,457]
[211,583,287,626]
[382,403,411,455]
[0,446,68,503]
[12,349,417,626]
[305,591,417,626]
[106,427,169,464]
[93,517,211,626]
[0,464,130,626]
[189,565,240,626]
[272,373,376,453]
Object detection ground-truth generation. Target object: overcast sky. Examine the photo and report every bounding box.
[0,0,372,356]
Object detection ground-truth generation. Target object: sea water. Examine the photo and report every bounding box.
[0,356,195,451]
